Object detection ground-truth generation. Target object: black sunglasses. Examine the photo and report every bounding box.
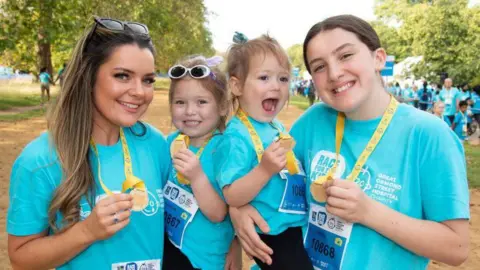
[84,16,149,51]
[93,16,149,35]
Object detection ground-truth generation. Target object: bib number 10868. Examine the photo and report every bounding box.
[311,238,336,259]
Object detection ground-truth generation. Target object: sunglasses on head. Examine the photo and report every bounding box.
[93,16,149,35]
[168,65,212,80]
[84,16,149,52]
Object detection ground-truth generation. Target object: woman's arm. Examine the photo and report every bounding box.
[324,180,469,266]
[8,193,133,270]
[363,199,469,266]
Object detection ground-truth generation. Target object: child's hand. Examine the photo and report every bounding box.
[324,179,374,224]
[259,141,287,177]
[173,149,203,181]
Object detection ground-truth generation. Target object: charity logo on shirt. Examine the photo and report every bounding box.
[309,150,402,206]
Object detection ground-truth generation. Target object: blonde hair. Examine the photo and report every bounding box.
[227,34,291,87]
[47,22,154,232]
[168,56,230,132]
[226,34,291,110]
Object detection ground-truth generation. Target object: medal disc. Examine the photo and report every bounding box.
[130,188,149,211]
[310,175,332,202]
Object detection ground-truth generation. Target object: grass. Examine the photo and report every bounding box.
[154,77,170,91]
[288,94,480,188]
[465,144,480,188]
[0,93,43,110]
[289,95,315,110]
[0,108,46,122]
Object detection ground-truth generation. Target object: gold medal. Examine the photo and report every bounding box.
[277,136,296,150]
[310,175,332,202]
[170,135,188,157]
[130,188,149,211]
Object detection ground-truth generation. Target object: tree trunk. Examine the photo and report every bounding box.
[37,0,53,76]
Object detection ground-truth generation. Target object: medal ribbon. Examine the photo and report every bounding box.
[313,96,398,184]
[90,128,145,195]
[236,108,299,175]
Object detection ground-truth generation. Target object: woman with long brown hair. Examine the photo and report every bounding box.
[7,16,170,269]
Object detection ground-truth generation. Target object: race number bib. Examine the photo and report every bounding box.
[304,204,353,270]
[279,165,307,214]
[163,181,199,249]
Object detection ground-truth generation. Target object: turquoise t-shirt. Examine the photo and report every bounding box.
[215,116,307,235]
[7,123,170,269]
[453,111,468,140]
[402,88,416,106]
[39,72,50,84]
[290,103,470,270]
[472,92,480,114]
[165,131,235,269]
[439,88,461,116]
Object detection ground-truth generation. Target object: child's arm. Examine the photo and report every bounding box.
[190,171,227,223]
[222,141,286,207]
[173,149,227,223]
[451,114,459,130]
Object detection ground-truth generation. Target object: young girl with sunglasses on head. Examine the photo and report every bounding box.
[162,56,240,270]
[7,17,170,269]
[216,35,312,269]
[229,15,469,270]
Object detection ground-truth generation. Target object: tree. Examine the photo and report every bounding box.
[0,0,214,75]
[373,0,480,84]
[287,44,305,73]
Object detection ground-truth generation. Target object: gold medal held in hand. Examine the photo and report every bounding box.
[170,135,190,185]
[310,175,333,202]
[277,136,300,175]
[277,136,296,150]
[122,175,149,211]
[130,188,149,211]
[170,135,189,157]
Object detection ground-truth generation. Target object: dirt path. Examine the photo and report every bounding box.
[0,92,478,269]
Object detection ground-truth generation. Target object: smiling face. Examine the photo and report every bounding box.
[306,28,386,116]
[170,77,223,143]
[93,44,155,129]
[233,53,290,122]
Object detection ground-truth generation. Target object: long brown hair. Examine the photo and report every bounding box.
[47,19,154,231]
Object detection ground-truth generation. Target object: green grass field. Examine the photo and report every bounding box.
[0,93,43,110]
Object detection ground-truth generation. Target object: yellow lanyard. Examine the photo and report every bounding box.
[236,108,300,175]
[90,128,145,195]
[173,133,211,185]
[315,96,398,183]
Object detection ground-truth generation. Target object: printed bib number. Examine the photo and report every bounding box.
[279,165,307,214]
[163,181,199,249]
[304,204,353,270]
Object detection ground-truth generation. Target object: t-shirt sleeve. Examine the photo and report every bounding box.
[214,134,254,189]
[7,159,55,236]
[290,118,307,167]
[453,113,461,125]
[419,120,469,222]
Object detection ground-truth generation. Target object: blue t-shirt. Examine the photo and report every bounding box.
[439,88,461,116]
[39,72,50,84]
[402,88,416,106]
[165,131,235,269]
[453,111,468,140]
[7,123,170,269]
[290,103,469,270]
[215,116,307,235]
[472,92,480,114]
